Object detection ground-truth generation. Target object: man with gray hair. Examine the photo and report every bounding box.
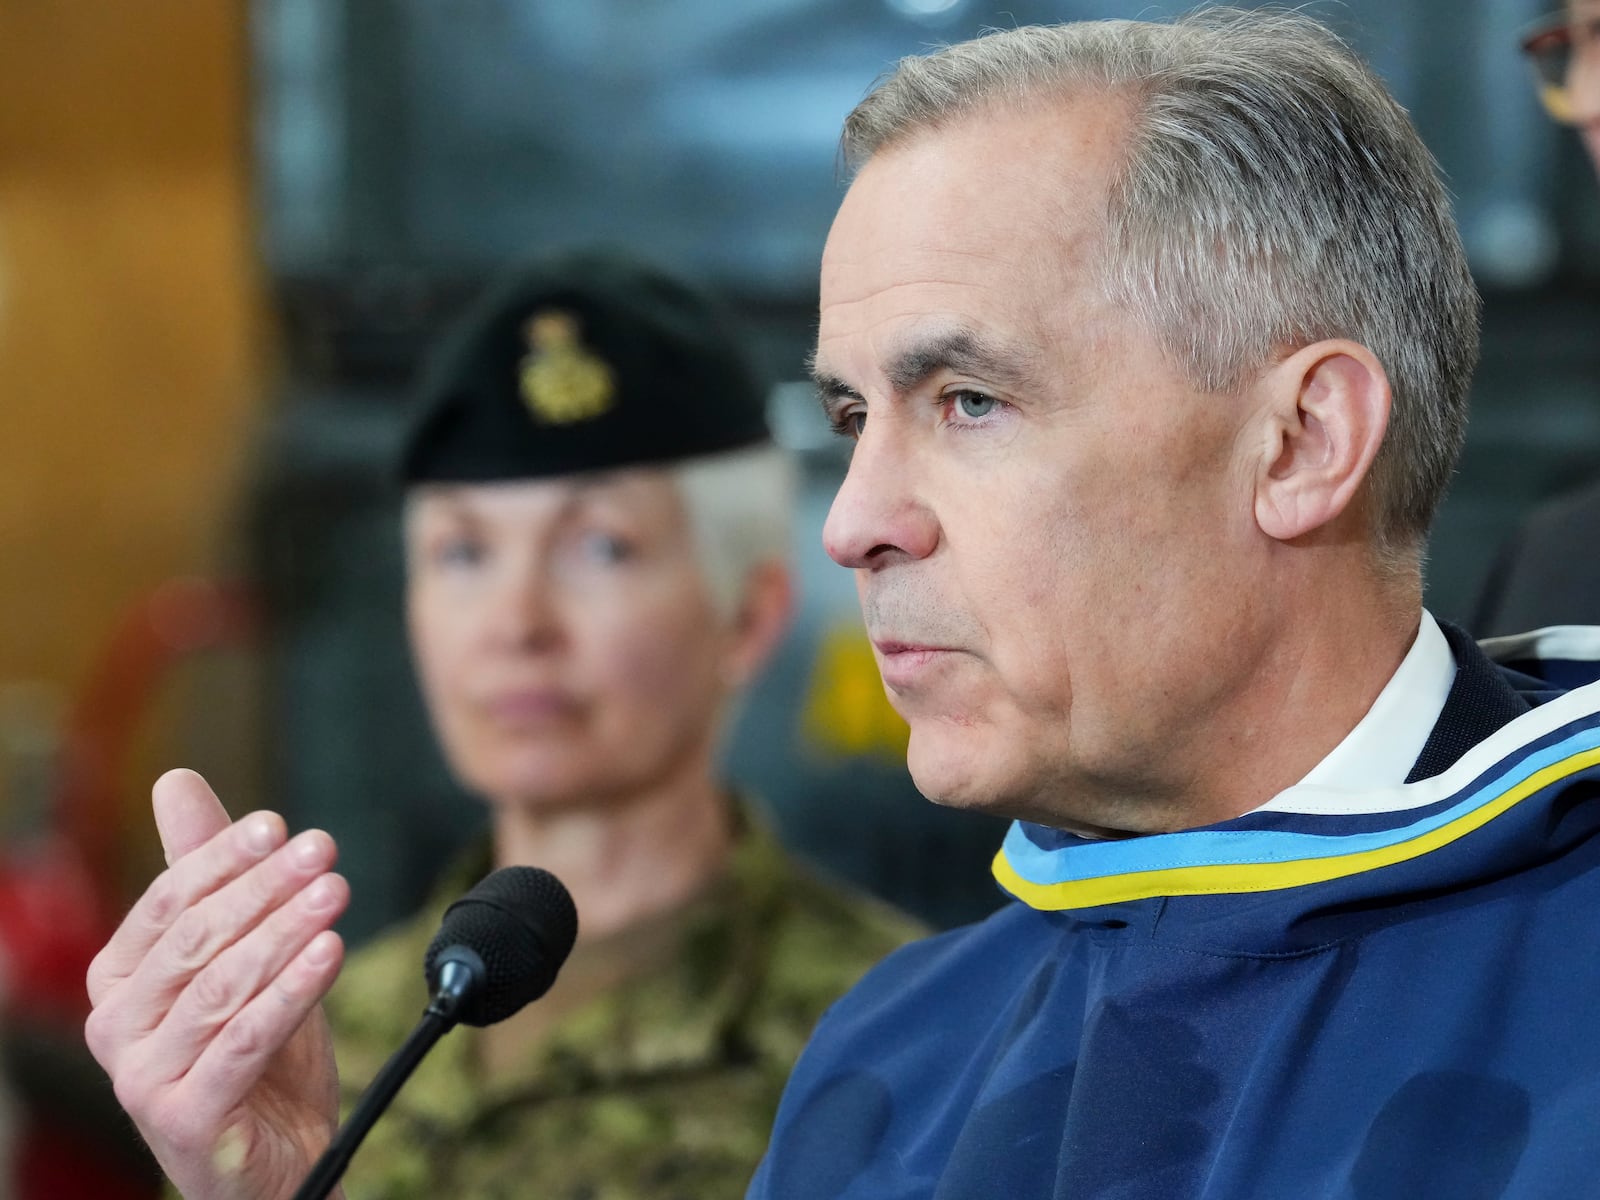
[75,7,1600,1198]
[751,8,1600,1198]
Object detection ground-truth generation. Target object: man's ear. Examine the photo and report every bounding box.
[720,560,794,691]
[1252,339,1391,543]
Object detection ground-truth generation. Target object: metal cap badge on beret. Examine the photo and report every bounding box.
[399,250,771,485]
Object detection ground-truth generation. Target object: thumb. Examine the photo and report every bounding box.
[151,769,233,866]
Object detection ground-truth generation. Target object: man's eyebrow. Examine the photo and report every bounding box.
[808,348,863,419]
[808,329,1041,416]
[883,329,1040,394]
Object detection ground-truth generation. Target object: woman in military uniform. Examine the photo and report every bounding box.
[321,250,921,1200]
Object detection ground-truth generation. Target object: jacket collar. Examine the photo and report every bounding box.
[1404,620,1532,784]
[993,625,1600,925]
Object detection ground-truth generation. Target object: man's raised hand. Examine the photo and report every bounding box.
[85,769,349,1199]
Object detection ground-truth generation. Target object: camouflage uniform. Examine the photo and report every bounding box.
[324,811,923,1200]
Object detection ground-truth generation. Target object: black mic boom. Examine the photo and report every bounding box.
[293,866,578,1200]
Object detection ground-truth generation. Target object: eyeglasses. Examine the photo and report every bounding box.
[1521,12,1600,124]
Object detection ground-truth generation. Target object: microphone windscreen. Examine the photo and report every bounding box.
[422,866,578,1027]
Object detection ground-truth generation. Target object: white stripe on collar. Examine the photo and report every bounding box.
[1255,610,1455,816]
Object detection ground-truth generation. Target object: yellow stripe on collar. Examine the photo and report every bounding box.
[994,744,1600,911]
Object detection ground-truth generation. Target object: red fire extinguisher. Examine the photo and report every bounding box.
[0,578,254,1199]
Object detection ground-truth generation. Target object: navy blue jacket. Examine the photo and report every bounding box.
[750,626,1600,1199]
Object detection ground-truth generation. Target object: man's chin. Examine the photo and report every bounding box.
[904,721,1025,817]
[904,724,1144,831]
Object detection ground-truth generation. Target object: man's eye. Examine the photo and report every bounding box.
[953,392,998,419]
[830,410,866,439]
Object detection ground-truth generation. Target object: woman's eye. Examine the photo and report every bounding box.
[953,392,998,419]
[435,537,485,568]
[581,532,635,564]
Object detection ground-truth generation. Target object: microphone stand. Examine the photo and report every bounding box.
[291,958,479,1200]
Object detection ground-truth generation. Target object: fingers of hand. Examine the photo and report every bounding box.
[86,834,345,1146]
[128,828,339,1025]
[116,934,344,1171]
[86,809,291,1007]
[137,871,350,1082]
[85,825,337,1100]
[163,931,345,1145]
[152,769,233,866]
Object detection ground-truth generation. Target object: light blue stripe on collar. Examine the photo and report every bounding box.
[1000,698,1600,888]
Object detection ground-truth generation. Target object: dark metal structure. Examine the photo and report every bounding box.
[245,0,1600,940]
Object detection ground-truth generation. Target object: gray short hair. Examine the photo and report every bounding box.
[842,7,1480,569]
[673,443,796,616]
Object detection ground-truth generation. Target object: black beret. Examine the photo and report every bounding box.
[399,250,770,485]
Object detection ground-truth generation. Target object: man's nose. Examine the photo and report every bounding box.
[822,424,939,570]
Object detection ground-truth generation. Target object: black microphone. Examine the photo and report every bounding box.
[292,866,578,1200]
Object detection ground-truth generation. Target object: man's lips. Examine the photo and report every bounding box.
[872,639,960,687]
[873,638,951,655]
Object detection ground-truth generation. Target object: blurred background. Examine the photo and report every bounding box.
[0,0,1595,1194]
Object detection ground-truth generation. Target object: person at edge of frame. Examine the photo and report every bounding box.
[90,248,922,1200]
[1472,0,1600,635]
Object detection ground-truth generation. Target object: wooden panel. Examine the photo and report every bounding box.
[0,2,266,838]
